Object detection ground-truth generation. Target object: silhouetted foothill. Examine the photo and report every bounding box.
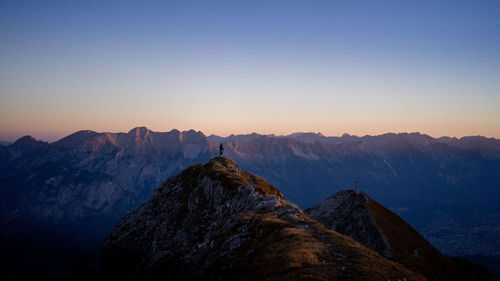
[307,190,498,281]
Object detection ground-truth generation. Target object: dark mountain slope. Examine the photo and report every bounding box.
[306,190,498,281]
[101,157,425,281]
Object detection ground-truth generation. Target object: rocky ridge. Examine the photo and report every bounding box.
[307,190,498,281]
[306,190,393,258]
[101,157,425,281]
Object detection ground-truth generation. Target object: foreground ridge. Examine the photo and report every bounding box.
[307,190,498,281]
[101,157,425,281]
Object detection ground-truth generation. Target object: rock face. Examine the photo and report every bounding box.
[307,190,498,281]
[101,157,425,281]
[1,127,214,225]
[306,190,392,258]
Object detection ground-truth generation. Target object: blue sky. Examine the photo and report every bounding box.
[1,0,499,141]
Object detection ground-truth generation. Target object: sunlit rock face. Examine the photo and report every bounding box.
[0,127,214,225]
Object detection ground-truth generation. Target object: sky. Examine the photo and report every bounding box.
[1,0,499,142]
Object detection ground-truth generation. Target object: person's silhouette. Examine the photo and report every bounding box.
[219,143,224,156]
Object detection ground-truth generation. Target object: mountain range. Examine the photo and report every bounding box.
[1,127,499,278]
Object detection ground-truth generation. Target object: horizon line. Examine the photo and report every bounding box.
[2,126,498,144]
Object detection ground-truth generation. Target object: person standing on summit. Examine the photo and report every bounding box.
[219,143,224,156]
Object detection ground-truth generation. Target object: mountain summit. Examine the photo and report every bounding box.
[307,190,497,281]
[101,157,425,281]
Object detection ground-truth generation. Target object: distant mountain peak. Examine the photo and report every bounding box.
[52,130,99,148]
[57,129,98,140]
[128,126,151,136]
[11,135,48,150]
[285,132,327,143]
[13,135,37,145]
[288,132,325,137]
[208,132,264,144]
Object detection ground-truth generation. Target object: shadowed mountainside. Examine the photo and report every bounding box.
[101,157,428,281]
[307,190,497,281]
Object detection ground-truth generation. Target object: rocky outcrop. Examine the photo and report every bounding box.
[305,190,392,258]
[307,190,499,281]
[101,157,425,281]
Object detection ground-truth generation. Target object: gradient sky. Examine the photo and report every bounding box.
[1,0,499,142]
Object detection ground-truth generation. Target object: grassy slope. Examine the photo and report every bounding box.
[223,212,427,281]
[366,196,497,281]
